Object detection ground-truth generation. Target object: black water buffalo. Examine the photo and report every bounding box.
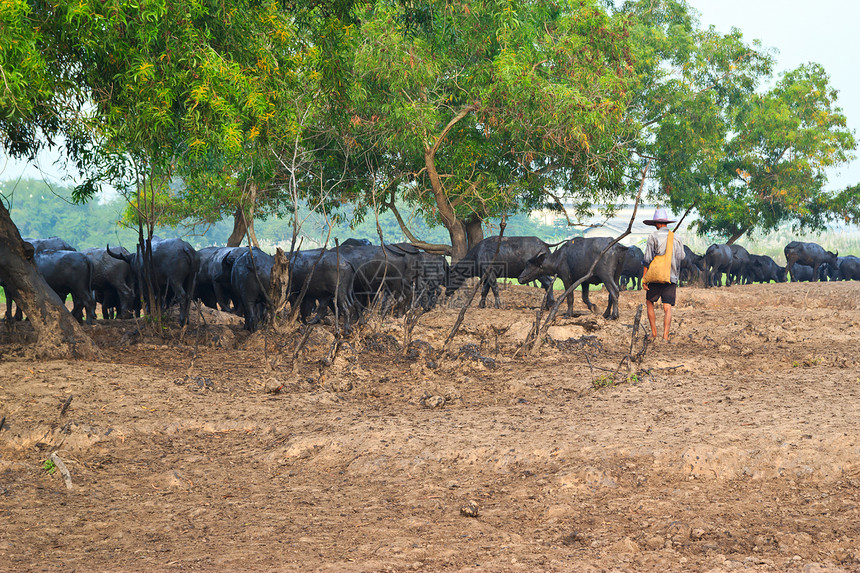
[4,248,95,323]
[446,236,557,309]
[82,247,136,319]
[784,241,837,282]
[704,244,733,287]
[746,254,787,284]
[518,236,627,319]
[195,246,245,312]
[230,248,276,332]
[35,250,96,323]
[339,242,421,313]
[619,245,644,291]
[107,237,198,325]
[5,237,77,320]
[837,256,860,281]
[23,236,75,253]
[788,263,817,282]
[728,244,751,285]
[287,248,356,331]
[341,238,372,247]
[819,258,841,281]
[679,246,705,285]
[819,256,858,281]
[412,252,449,311]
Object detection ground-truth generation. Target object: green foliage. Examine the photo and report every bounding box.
[2,179,140,248]
[329,0,637,255]
[619,1,856,242]
[592,375,616,389]
[2,0,856,258]
[42,458,56,475]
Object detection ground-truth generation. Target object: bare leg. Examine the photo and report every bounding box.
[646,299,657,338]
[662,303,673,340]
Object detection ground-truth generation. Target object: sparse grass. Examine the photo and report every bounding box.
[42,458,56,475]
[792,357,823,368]
[592,375,616,389]
[591,372,639,390]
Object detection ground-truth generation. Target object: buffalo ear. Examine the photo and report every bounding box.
[532,252,547,266]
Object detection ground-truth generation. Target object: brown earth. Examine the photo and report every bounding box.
[1,281,860,572]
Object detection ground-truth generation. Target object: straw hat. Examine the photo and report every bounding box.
[644,207,676,226]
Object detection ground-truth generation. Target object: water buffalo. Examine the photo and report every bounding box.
[745,254,787,284]
[679,246,705,285]
[788,263,817,282]
[35,250,96,323]
[230,248,276,332]
[619,245,644,291]
[107,237,198,326]
[446,236,557,309]
[518,236,627,319]
[287,248,356,331]
[4,237,77,321]
[194,246,245,312]
[784,241,837,282]
[341,238,372,247]
[728,244,751,285]
[412,252,449,311]
[82,247,137,319]
[339,242,421,314]
[704,244,733,287]
[836,256,860,281]
[23,236,75,253]
[4,249,95,323]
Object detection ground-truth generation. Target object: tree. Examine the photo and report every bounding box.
[830,184,860,225]
[150,0,363,250]
[706,64,856,241]
[0,0,99,356]
[324,0,637,259]
[618,0,855,243]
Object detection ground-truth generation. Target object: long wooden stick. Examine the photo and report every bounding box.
[673,200,696,233]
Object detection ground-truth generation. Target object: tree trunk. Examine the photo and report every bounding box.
[424,105,475,262]
[726,227,749,245]
[226,183,260,248]
[425,149,468,261]
[0,202,98,358]
[226,206,247,247]
[465,216,484,251]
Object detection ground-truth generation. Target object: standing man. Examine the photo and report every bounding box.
[642,208,685,342]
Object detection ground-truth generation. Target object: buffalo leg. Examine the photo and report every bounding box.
[562,280,575,317]
[581,284,598,314]
[478,277,492,308]
[604,278,621,320]
[490,277,502,309]
[538,276,555,309]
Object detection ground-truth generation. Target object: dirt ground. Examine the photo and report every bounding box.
[1,281,860,572]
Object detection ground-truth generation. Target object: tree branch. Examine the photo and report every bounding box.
[383,188,452,256]
[429,104,477,158]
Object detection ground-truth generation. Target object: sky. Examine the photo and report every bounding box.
[686,0,860,191]
[2,1,859,192]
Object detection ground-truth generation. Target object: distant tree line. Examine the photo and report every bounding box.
[2,179,572,250]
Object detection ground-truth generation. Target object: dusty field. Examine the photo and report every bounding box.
[1,281,860,573]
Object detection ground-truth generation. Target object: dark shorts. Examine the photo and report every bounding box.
[645,282,677,306]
